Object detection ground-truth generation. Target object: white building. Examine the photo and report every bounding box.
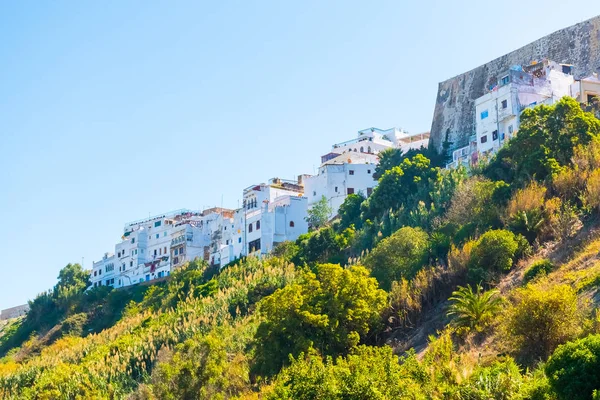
[91,208,242,289]
[243,178,308,256]
[305,127,429,219]
[475,60,574,156]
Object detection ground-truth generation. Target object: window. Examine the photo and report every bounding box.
[367,187,373,196]
[110,278,114,285]
[256,221,260,230]
[290,221,295,227]
[174,257,179,264]
[501,99,508,109]
[238,237,242,243]
[481,135,488,143]
[349,170,354,175]
[480,110,489,119]
[122,263,126,270]
[130,261,133,267]
[492,130,498,140]
[501,75,510,85]
[94,270,97,277]
[135,249,138,255]
[508,125,514,134]
[367,169,371,174]
[159,248,162,255]
[226,239,229,245]
[118,279,121,285]
[368,146,371,153]
[154,249,157,256]
[248,224,253,233]
[164,232,167,237]
[132,238,135,244]
[117,251,121,258]
[131,250,134,257]
[347,188,355,195]
[154,221,161,227]
[360,146,364,152]
[164,246,167,254]
[335,186,338,192]
[156,234,159,239]
[248,238,261,253]
[313,191,316,196]
[99,269,102,275]
[145,275,150,282]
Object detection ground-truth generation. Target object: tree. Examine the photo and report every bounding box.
[362,154,438,221]
[363,226,429,290]
[504,283,583,363]
[373,148,405,179]
[252,263,387,377]
[54,263,90,294]
[468,229,519,283]
[447,284,503,332]
[268,345,420,400]
[306,195,332,229]
[337,193,365,231]
[545,334,600,400]
[486,97,600,185]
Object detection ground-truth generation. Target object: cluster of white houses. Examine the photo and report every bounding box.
[90,128,429,289]
[446,59,600,168]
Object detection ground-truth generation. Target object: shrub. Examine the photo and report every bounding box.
[457,358,524,400]
[267,346,420,400]
[252,264,387,377]
[468,229,519,283]
[545,334,600,400]
[523,259,555,284]
[504,283,584,363]
[363,226,429,290]
[447,284,503,332]
[584,168,600,213]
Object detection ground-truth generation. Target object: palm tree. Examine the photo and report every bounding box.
[447,284,503,331]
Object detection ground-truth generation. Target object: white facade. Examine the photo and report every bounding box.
[304,152,378,219]
[475,60,574,156]
[305,127,429,218]
[243,178,307,256]
[90,208,242,289]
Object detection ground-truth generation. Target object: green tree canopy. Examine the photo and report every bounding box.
[252,263,387,377]
[337,193,365,231]
[306,195,332,229]
[364,226,430,290]
[486,97,600,185]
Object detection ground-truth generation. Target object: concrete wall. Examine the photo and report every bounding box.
[430,15,600,151]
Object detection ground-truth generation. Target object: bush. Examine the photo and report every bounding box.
[267,346,420,400]
[545,334,600,400]
[504,283,584,363]
[457,358,524,400]
[468,229,519,283]
[447,284,503,332]
[252,263,387,377]
[363,226,429,290]
[523,260,555,284]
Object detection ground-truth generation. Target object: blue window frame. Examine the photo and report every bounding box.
[481,110,489,119]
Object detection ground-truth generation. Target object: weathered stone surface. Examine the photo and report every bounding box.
[430,16,600,151]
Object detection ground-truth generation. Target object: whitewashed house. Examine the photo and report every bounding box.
[305,127,429,218]
[475,60,574,157]
[243,178,307,256]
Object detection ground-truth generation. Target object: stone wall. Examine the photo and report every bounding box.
[430,15,600,151]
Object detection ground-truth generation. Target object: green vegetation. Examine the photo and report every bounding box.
[4,97,600,398]
[447,284,502,332]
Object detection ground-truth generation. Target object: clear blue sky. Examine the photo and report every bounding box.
[1,1,598,309]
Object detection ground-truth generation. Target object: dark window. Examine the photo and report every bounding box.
[99,269,102,275]
[481,135,488,143]
[154,249,157,256]
[290,221,295,227]
[130,261,133,267]
[132,238,135,244]
[248,238,261,253]
[94,270,97,276]
[349,170,354,175]
[367,169,371,174]
[508,125,514,134]
[154,221,161,227]
[492,130,498,140]
[256,220,260,230]
[335,186,338,192]
[238,237,242,243]
[501,100,508,109]
[501,75,510,85]
[347,188,355,195]
[248,224,253,233]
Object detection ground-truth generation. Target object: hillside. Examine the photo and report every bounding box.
[3,97,600,399]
